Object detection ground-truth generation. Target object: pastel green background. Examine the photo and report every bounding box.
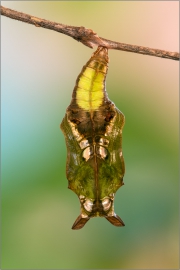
[1,1,179,269]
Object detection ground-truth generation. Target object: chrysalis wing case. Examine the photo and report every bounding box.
[60,47,125,229]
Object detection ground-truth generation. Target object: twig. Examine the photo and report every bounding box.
[1,5,179,61]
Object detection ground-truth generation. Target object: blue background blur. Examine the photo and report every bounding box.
[1,1,179,269]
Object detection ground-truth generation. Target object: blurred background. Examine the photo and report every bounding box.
[1,1,179,269]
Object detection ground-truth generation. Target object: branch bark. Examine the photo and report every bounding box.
[1,5,179,61]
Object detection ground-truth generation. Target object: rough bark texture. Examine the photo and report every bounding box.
[1,5,179,61]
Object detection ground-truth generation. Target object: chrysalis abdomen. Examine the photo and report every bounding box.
[61,47,125,229]
[75,48,108,111]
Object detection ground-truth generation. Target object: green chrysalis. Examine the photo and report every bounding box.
[61,47,125,229]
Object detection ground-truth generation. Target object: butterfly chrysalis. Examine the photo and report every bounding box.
[61,47,125,229]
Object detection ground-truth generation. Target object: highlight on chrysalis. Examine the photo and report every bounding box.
[60,46,125,229]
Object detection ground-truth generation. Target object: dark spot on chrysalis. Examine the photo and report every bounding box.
[71,119,81,125]
[105,112,114,122]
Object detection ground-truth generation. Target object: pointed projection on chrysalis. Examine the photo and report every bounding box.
[60,47,125,229]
